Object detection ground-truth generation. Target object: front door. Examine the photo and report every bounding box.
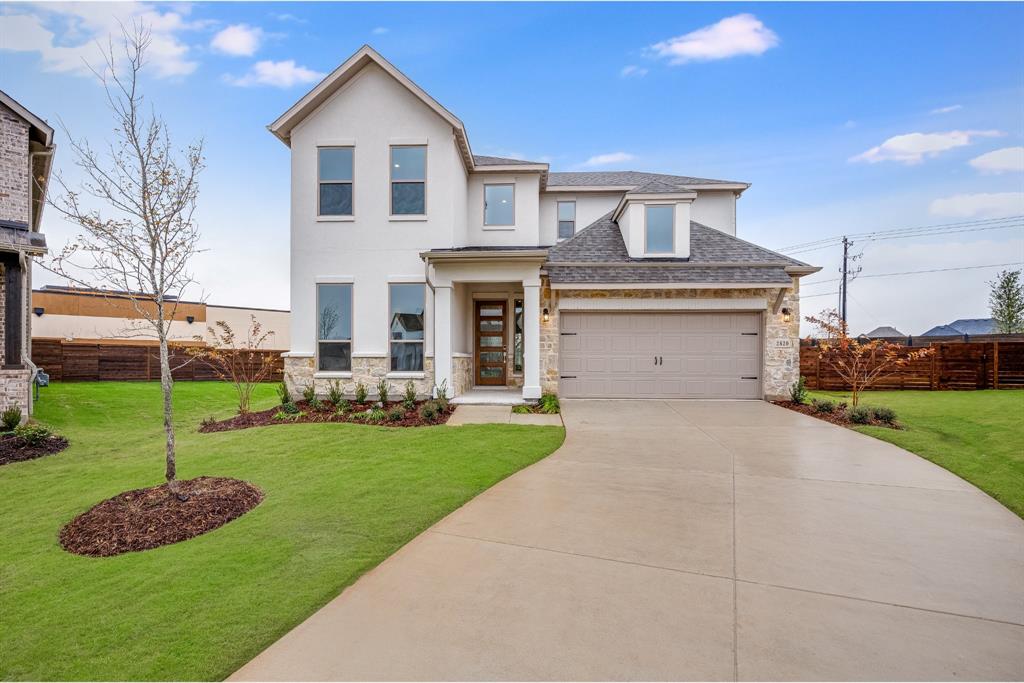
[475,300,507,386]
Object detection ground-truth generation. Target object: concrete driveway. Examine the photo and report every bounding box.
[232,400,1024,681]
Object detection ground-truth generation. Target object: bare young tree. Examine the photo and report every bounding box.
[45,23,204,497]
[189,317,278,415]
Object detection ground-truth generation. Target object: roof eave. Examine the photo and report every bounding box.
[785,265,822,277]
[420,249,549,263]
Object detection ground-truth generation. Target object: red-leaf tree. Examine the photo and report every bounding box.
[806,309,934,406]
[189,316,277,414]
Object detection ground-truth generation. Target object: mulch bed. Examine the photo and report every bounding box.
[772,401,901,429]
[0,433,69,466]
[198,399,455,433]
[60,476,263,557]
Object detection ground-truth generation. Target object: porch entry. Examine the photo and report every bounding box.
[474,300,507,386]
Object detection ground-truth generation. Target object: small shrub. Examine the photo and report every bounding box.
[539,393,560,414]
[272,410,297,422]
[200,416,217,429]
[364,407,387,423]
[275,382,291,406]
[789,377,808,405]
[376,378,391,403]
[354,382,369,404]
[418,400,440,422]
[327,380,344,407]
[403,380,417,409]
[871,406,897,424]
[512,404,533,414]
[387,406,406,422]
[334,399,351,415]
[14,423,53,446]
[302,384,316,403]
[1,406,22,431]
[836,402,848,413]
[811,398,835,414]
[434,378,450,401]
[281,401,300,414]
[848,405,872,424]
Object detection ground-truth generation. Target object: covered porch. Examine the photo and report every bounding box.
[422,248,547,402]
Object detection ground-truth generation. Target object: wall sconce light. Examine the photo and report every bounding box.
[186,315,195,324]
[781,307,792,323]
[33,307,44,317]
[542,307,550,323]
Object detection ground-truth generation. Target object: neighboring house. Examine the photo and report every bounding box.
[921,318,996,337]
[30,286,291,349]
[862,325,905,338]
[0,91,54,417]
[272,46,819,401]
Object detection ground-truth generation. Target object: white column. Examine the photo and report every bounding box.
[433,285,453,398]
[522,281,542,399]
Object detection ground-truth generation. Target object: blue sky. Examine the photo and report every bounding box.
[3,2,1023,334]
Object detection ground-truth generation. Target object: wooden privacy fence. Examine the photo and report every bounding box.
[32,338,284,383]
[801,340,1024,391]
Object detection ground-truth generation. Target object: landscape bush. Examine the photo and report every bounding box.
[539,393,560,414]
[354,382,368,405]
[418,400,440,421]
[275,382,291,406]
[376,379,391,403]
[1,406,22,431]
[812,398,836,414]
[327,380,344,407]
[871,406,897,424]
[403,381,417,409]
[512,404,532,414]
[789,377,808,405]
[848,405,872,424]
[14,423,53,446]
[387,406,406,422]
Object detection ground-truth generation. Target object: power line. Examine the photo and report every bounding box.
[782,221,1024,255]
[801,261,1022,287]
[778,215,1023,253]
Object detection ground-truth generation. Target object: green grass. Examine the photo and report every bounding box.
[810,389,1024,517]
[0,382,564,681]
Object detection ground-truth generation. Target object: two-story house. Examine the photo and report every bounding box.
[271,46,818,403]
[1,91,53,417]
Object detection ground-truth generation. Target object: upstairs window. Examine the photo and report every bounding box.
[484,184,515,226]
[389,283,425,371]
[317,283,352,371]
[390,146,426,215]
[318,147,353,216]
[645,205,674,254]
[557,201,576,239]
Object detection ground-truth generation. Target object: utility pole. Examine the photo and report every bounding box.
[840,236,849,324]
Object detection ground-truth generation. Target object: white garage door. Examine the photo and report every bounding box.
[559,312,762,399]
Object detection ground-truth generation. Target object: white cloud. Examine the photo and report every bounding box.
[226,60,325,88]
[581,152,636,167]
[850,130,1004,165]
[929,192,1024,218]
[620,65,648,78]
[211,24,263,57]
[969,147,1024,174]
[842,120,857,129]
[371,26,389,35]
[271,13,306,24]
[0,3,200,78]
[649,14,779,65]
[930,104,963,115]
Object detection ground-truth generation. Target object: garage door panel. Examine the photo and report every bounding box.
[560,312,762,399]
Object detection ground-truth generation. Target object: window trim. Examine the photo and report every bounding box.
[644,203,675,255]
[388,282,426,373]
[315,282,354,373]
[483,183,516,227]
[389,144,427,218]
[316,146,354,219]
[557,200,576,240]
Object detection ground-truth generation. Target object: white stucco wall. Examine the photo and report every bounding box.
[690,190,737,235]
[538,192,622,244]
[288,62,466,360]
[465,172,541,246]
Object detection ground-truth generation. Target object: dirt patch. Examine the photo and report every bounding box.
[773,401,901,429]
[0,433,69,466]
[60,476,263,557]
[199,400,455,433]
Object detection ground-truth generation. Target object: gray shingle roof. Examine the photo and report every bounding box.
[863,326,905,338]
[546,170,743,188]
[544,212,808,285]
[630,179,694,194]
[473,155,544,166]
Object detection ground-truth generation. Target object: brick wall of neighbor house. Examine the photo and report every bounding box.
[540,282,801,400]
[0,102,31,226]
[283,356,436,400]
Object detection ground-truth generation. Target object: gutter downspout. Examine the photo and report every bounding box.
[24,148,53,414]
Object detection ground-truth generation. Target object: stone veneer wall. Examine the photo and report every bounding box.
[283,355,435,400]
[539,281,801,400]
[452,355,472,397]
[0,102,30,226]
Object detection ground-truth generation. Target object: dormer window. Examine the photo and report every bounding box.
[484,184,514,226]
[645,205,674,254]
[318,147,354,216]
[390,145,426,215]
[557,201,576,239]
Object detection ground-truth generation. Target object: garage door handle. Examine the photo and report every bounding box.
[741,376,758,380]
[741,332,758,336]
[560,375,577,379]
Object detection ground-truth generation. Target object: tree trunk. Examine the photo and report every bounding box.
[158,331,180,497]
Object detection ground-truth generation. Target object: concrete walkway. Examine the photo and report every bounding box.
[232,400,1024,681]
[447,404,563,426]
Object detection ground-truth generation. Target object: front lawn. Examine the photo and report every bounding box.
[0,382,564,681]
[810,389,1024,518]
